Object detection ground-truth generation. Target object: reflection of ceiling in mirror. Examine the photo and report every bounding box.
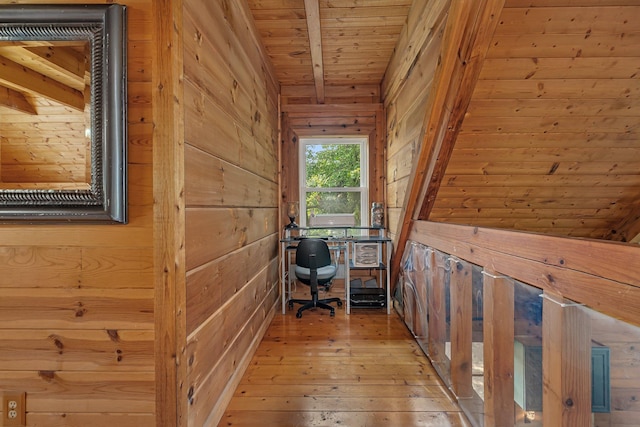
[0,41,91,189]
[0,41,90,112]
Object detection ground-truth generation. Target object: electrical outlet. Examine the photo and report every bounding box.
[2,393,25,427]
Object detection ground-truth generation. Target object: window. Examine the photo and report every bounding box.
[299,137,369,227]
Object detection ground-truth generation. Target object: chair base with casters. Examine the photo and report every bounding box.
[289,239,343,318]
[288,294,343,318]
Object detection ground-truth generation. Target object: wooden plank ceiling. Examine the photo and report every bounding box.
[247,0,640,243]
[247,0,412,103]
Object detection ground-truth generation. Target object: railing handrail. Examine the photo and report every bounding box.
[409,220,640,327]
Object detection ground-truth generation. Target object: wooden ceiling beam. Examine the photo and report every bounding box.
[303,0,325,103]
[24,47,86,90]
[0,54,85,111]
[390,0,506,289]
[0,46,86,91]
[0,85,37,115]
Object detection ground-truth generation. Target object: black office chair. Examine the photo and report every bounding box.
[288,238,343,318]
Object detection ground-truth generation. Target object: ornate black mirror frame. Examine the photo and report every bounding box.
[0,4,127,222]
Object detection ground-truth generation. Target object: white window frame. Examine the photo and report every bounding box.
[299,137,369,227]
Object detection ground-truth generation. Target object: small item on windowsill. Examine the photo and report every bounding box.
[285,201,299,228]
[371,202,384,228]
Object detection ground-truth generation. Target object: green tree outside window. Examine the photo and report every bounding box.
[305,143,362,224]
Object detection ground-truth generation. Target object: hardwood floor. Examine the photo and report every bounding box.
[218,301,471,426]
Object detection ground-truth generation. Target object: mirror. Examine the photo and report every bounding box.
[0,4,127,222]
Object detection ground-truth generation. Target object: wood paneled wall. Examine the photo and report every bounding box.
[592,315,640,426]
[0,1,155,426]
[382,0,450,244]
[180,1,280,426]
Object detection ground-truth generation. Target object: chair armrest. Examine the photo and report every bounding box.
[308,253,318,295]
[309,253,318,277]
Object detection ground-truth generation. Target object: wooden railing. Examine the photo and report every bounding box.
[410,221,640,327]
[402,220,640,426]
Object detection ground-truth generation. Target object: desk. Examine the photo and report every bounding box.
[280,227,392,315]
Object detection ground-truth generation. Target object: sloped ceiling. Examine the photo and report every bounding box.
[247,0,640,242]
[430,2,640,241]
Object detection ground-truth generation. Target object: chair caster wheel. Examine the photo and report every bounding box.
[330,310,335,317]
[288,301,293,309]
[337,301,343,307]
[296,312,302,318]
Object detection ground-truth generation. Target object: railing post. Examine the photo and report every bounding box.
[413,247,432,343]
[450,257,473,398]
[483,269,515,426]
[542,291,592,426]
[428,250,447,369]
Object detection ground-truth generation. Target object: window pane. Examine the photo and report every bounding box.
[305,191,361,225]
[305,144,360,188]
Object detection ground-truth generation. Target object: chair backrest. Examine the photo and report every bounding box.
[295,238,332,269]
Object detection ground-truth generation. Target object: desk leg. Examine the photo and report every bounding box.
[281,241,286,314]
[345,243,350,315]
[386,241,391,314]
[288,249,293,304]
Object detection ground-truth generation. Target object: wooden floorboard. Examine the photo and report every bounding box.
[218,300,471,427]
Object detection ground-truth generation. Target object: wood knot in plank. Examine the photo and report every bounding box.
[187,386,195,405]
[38,370,56,381]
[107,329,120,342]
